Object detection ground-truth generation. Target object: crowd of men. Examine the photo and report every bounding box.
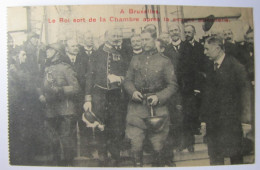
[8,23,254,167]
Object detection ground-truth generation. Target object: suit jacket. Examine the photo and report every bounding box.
[63,52,89,90]
[200,54,250,157]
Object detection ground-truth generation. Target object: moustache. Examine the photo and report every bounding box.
[226,37,232,40]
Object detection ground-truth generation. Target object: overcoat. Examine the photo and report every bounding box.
[200,55,250,157]
[43,61,80,118]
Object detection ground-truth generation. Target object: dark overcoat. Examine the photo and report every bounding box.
[200,55,250,157]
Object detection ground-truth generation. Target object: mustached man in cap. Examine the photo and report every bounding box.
[39,43,80,166]
[124,29,178,167]
[83,28,127,166]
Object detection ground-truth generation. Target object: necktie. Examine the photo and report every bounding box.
[71,57,75,65]
[174,45,179,52]
[214,63,219,71]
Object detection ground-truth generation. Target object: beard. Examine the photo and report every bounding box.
[171,34,180,41]
[185,36,192,41]
[226,37,232,41]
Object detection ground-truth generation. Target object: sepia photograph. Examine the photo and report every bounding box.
[5,2,255,168]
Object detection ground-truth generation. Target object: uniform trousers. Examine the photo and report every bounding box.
[92,87,126,162]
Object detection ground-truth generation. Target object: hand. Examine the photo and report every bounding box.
[176,105,183,111]
[83,102,92,112]
[132,91,143,102]
[9,64,17,72]
[97,124,105,131]
[39,95,46,103]
[107,74,121,84]
[147,95,159,106]
[50,86,63,93]
[82,113,99,128]
[194,90,200,96]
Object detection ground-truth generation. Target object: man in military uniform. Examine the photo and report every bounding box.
[124,30,178,166]
[39,43,80,166]
[83,28,127,166]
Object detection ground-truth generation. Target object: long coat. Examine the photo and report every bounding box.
[43,61,80,118]
[200,55,250,157]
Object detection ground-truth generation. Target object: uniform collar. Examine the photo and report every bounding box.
[85,46,93,51]
[143,48,158,56]
[133,49,143,54]
[103,43,120,55]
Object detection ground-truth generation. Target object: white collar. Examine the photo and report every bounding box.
[214,53,225,68]
[171,39,181,46]
[189,39,195,46]
[66,52,77,62]
[85,46,93,51]
[133,49,142,54]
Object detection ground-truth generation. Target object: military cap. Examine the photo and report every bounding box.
[47,43,66,57]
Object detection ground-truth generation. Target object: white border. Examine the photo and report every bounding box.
[0,0,259,170]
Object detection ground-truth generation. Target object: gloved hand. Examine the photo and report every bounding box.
[83,102,92,112]
[176,104,183,111]
[132,91,143,102]
[97,124,105,131]
[50,86,63,94]
[107,74,121,84]
[194,89,201,96]
[147,95,159,106]
[82,113,99,128]
[39,95,46,103]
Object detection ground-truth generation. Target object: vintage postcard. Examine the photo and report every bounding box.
[7,4,254,167]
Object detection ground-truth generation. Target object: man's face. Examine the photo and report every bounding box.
[204,42,221,61]
[141,32,155,52]
[18,50,27,63]
[159,33,171,44]
[84,33,93,47]
[245,32,254,45]
[155,40,165,53]
[66,40,79,55]
[46,48,56,59]
[184,26,195,42]
[223,30,233,42]
[30,37,38,47]
[131,36,142,50]
[107,29,123,47]
[169,25,180,42]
